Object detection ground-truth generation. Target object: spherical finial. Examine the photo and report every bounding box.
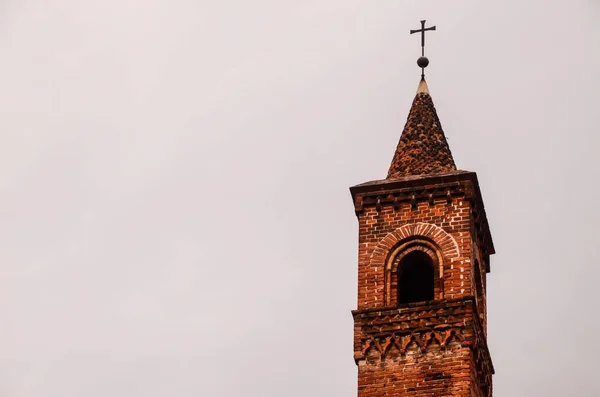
[417,56,429,68]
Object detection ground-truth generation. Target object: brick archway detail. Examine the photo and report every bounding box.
[369,223,460,305]
[370,223,460,267]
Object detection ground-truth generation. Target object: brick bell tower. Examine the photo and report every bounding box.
[350,21,496,397]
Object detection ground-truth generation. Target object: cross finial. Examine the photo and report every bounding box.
[410,20,436,80]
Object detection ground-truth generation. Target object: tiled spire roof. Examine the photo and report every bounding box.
[387,79,456,179]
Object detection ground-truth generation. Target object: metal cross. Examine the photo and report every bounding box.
[410,20,436,57]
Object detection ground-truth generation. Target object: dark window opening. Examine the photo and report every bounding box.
[474,260,484,320]
[397,250,434,304]
[474,261,483,296]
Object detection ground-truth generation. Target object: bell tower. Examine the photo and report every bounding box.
[350,22,495,397]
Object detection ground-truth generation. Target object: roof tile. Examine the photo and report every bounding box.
[387,80,456,179]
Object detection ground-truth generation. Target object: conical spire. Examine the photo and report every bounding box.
[387,79,456,179]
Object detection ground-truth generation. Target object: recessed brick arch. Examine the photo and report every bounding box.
[369,223,460,305]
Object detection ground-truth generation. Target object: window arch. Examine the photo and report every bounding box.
[385,238,444,306]
[474,260,485,323]
[474,260,483,299]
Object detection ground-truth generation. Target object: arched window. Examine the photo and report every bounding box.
[474,260,483,300]
[474,260,485,322]
[397,250,434,304]
[385,239,444,306]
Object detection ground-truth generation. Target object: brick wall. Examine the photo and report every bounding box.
[350,172,494,397]
[357,197,473,309]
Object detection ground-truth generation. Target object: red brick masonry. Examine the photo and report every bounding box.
[350,171,495,397]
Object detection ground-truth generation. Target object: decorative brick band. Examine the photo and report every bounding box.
[358,328,464,363]
[369,223,460,305]
[352,180,466,213]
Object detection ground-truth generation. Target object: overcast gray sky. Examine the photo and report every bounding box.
[0,1,599,396]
